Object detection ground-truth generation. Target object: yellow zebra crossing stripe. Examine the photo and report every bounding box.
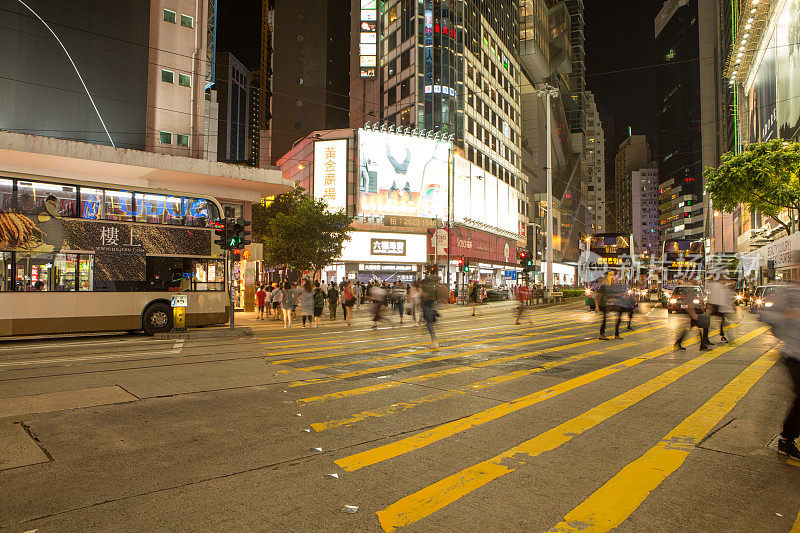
[373,326,766,532]
[335,324,745,473]
[546,347,779,533]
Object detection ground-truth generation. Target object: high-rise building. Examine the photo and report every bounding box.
[584,92,605,233]
[631,168,660,253]
[614,134,652,234]
[267,0,350,165]
[216,53,250,163]
[1,0,212,158]
[350,0,529,247]
[248,68,261,167]
[654,0,705,242]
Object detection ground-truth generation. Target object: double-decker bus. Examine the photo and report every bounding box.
[660,239,705,303]
[579,233,634,308]
[0,172,229,336]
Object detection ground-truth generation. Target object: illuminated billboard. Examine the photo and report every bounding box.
[777,0,800,139]
[357,130,449,218]
[748,32,777,143]
[359,0,377,78]
[452,154,521,235]
[313,139,347,212]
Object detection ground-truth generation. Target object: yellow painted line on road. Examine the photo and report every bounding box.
[792,508,800,533]
[288,332,581,388]
[310,340,644,432]
[280,322,599,374]
[547,345,777,533]
[266,314,599,360]
[334,324,743,472]
[299,323,666,405]
[374,327,766,532]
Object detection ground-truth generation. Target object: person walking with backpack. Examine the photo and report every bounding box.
[327,283,339,321]
[313,280,325,327]
[342,280,356,326]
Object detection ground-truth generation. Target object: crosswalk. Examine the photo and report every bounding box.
[264,305,797,531]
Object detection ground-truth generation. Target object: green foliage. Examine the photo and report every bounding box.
[252,187,354,273]
[562,289,585,298]
[704,139,800,233]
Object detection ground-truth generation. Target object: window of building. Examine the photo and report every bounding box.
[387,86,396,105]
[163,9,176,23]
[180,14,193,28]
[161,69,174,84]
[401,49,410,70]
[400,78,410,99]
[159,131,172,144]
[178,73,191,87]
[388,5,398,23]
[388,59,397,78]
[177,134,189,147]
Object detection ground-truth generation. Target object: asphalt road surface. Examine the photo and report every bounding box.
[0,301,798,532]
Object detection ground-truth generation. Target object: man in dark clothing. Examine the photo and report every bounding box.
[327,284,339,320]
[674,297,710,351]
[598,272,625,340]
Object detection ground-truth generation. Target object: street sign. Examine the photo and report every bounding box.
[171,295,188,308]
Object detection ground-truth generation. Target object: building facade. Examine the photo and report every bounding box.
[216,53,250,163]
[614,135,652,235]
[631,168,660,253]
[584,92,605,233]
[654,0,705,242]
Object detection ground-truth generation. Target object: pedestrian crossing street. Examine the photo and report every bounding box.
[251,303,800,531]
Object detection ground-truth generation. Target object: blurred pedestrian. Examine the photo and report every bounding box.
[468,281,479,316]
[342,280,356,326]
[370,282,389,329]
[598,272,625,340]
[421,276,439,348]
[255,284,267,320]
[280,281,296,329]
[313,280,325,327]
[392,282,406,324]
[708,279,733,343]
[515,284,531,325]
[674,296,710,351]
[410,281,422,324]
[327,283,339,320]
[298,278,315,328]
[762,278,800,460]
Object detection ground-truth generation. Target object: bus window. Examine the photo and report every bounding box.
[14,253,84,291]
[164,196,185,225]
[185,198,210,227]
[0,179,14,212]
[17,181,77,218]
[80,187,103,219]
[135,193,167,224]
[145,256,190,291]
[104,190,136,222]
[0,252,12,291]
[192,259,224,291]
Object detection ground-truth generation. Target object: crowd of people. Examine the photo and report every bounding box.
[252,277,440,346]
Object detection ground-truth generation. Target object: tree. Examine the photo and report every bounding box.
[253,187,354,275]
[704,139,800,234]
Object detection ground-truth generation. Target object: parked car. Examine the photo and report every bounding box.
[666,285,706,314]
[749,285,766,313]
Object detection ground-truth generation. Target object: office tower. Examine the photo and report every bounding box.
[615,134,652,234]
[584,92,605,233]
[216,53,250,162]
[654,0,705,241]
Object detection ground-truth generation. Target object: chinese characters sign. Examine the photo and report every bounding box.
[313,139,347,212]
[371,238,406,256]
[359,0,377,77]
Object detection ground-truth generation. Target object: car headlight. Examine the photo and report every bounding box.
[757,299,762,304]
[765,301,774,308]
[585,289,590,295]
[692,299,700,304]
[669,298,677,304]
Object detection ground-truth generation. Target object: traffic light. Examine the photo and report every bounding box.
[213,218,231,250]
[458,257,464,272]
[518,249,528,265]
[425,264,437,276]
[228,217,252,250]
[464,261,470,273]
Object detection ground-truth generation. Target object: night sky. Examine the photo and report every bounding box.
[585,0,664,145]
[217,1,664,148]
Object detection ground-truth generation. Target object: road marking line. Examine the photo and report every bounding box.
[311,340,644,432]
[298,323,667,405]
[546,345,777,533]
[792,508,800,533]
[267,315,599,360]
[334,324,744,472]
[281,322,601,374]
[373,327,767,531]
[0,349,183,368]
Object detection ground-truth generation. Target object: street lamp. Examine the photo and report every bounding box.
[534,84,559,297]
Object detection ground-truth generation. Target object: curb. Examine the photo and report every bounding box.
[154,327,254,340]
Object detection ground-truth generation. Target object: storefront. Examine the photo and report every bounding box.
[323,230,428,285]
[429,225,519,287]
[232,243,263,311]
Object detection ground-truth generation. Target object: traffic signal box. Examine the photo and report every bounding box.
[518,249,533,272]
[213,218,231,250]
[214,217,252,251]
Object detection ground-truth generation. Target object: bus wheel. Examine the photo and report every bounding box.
[143,303,172,335]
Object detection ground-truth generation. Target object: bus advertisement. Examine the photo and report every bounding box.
[0,174,230,336]
[579,233,634,308]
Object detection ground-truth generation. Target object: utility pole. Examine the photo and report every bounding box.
[535,84,559,297]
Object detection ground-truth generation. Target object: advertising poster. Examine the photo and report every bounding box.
[749,33,777,143]
[358,130,450,218]
[313,139,347,212]
[777,0,800,140]
[429,225,516,265]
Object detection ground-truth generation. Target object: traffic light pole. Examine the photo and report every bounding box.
[229,249,235,330]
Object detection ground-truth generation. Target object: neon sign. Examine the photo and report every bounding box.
[82,194,209,220]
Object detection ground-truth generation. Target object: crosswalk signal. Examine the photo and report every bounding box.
[235,217,252,250]
[518,249,528,265]
[458,257,464,272]
[464,261,470,273]
[213,218,231,250]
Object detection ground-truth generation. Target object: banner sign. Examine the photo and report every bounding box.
[429,225,516,265]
